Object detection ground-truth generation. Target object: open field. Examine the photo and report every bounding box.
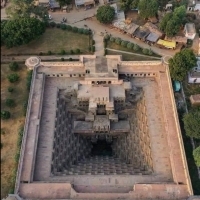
[1,28,91,56]
[1,64,28,199]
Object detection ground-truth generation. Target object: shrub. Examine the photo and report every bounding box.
[89,46,91,52]
[9,62,19,71]
[1,110,11,120]
[39,52,43,55]
[121,40,128,47]
[47,50,52,55]
[56,23,61,28]
[15,150,20,163]
[60,49,66,55]
[5,98,15,107]
[83,29,89,35]
[8,86,14,93]
[66,25,72,30]
[92,46,95,52]
[92,40,95,45]
[72,26,78,33]
[69,57,73,61]
[50,21,56,27]
[61,57,65,61]
[104,34,110,40]
[26,70,33,91]
[78,28,84,34]
[127,43,134,49]
[0,143,3,149]
[7,73,19,83]
[70,50,74,54]
[75,49,80,54]
[142,48,149,55]
[23,101,28,116]
[115,38,121,45]
[1,128,6,135]
[110,37,115,42]
[148,49,153,55]
[133,44,140,51]
[61,24,67,30]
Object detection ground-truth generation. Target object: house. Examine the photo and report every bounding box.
[188,58,200,83]
[146,33,160,44]
[190,94,200,106]
[184,23,196,40]
[75,0,95,7]
[165,36,188,45]
[132,26,150,41]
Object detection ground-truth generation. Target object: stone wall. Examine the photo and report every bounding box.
[112,92,153,173]
[51,94,92,175]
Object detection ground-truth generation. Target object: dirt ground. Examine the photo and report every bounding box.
[1,64,28,199]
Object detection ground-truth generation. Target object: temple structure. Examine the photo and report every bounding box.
[12,55,193,199]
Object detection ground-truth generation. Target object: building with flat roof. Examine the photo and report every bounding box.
[184,23,196,40]
[12,55,193,200]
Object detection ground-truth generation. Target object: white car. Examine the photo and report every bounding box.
[45,14,52,20]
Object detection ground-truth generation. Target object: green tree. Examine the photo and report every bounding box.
[169,49,197,81]
[183,107,200,139]
[8,86,14,92]
[159,13,173,31]
[121,40,128,47]
[6,0,48,20]
[115,38,121,45]
[5,98,15,107]
[1,17,45,48]
[133,44,140,51]
[165,19,180,37]
[7,73,19,83]
[127,43,134,49]
[1,111,11,120]
[9,62,19,71]
[138,0,158,19]
[193,146,200,167]
[55,0,72,6]
[96,5,115,24]
[120,0,139,11]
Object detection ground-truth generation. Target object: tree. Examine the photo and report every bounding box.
[9,62,19,71]
[127,43,134,49]
[7,73,19,83]
[56,0,72,6]
[193,146,200,167]
[183,107,200,139]
[121,40,128,47]
[169,49,197,81]
[8,86,14,92]
[120,0,139,11]
[1,111,11,120]
[115,38,121,45]
[138,0,158,19]
[6,0,48,21]
[159,13,173,31]
[159,6,186,37]
[133,44,140,51]
[5,98,15,107]
[96,5,115,24]
[1,17,45,48]
[165,19,180,37]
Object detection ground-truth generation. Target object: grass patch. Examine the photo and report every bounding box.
[106,50,160,61]
[106,41,161,58]
[1,28,91,56]
[1,63,28,199]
